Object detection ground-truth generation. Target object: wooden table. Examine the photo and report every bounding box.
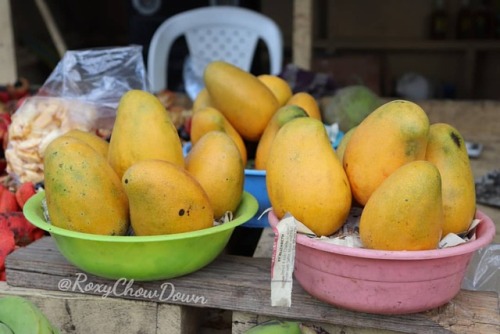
[2,237,499,334]
[0,0,17,83]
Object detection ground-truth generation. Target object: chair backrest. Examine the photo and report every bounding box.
[147,6,283,93]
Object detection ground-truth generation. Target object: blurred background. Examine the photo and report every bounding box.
[5,0,500,100]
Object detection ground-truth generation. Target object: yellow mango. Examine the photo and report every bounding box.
[286,92,322,121]
[63,129,109,158]
[254,105,308,170]
[343,100,429,206]
[425,123,476,236]
[203,61,280,141]
[335,126,356,164]
[266,117,352,237]
[189,106,247,166]
[257,74,293,107]
[107,90,184,179]
[122,159,214,236]
[192,87,213,112]
[360,160,443,251]
[185,131,244,219]
[43,136,129,235]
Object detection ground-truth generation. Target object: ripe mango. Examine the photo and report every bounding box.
[43,136,129,235]
[286,92,322,121]
[122,159,214,236]
[257,74,293,107]
[254,104,308,170]
[360,160,443,251]
[192,88,213,112]
[63,129,109,158]
[335,126,357,164]
[425,123,476,236]
[266,117,352,236]
[190,106,247,166]
[185,131,244,219]
[343,100,429,206]
[107,90,184,179]
[203,61,279,141]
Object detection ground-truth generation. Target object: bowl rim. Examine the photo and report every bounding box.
[268,210,496,260]
[24,190,258,242]
[244,169,266,176]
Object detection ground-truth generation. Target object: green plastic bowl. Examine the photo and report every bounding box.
[23,191,258,281]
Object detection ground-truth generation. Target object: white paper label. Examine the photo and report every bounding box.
[270,213,297,307]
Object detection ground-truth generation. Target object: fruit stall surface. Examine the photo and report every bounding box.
[0,98,498,333]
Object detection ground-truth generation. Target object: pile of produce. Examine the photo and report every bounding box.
[29,61,327,239]
[40,57,325,237]
[42,89,246,236]
[2,60,478,270]
[189,61,323,170]
[186,61,476,251]
[0,178,42,281]
[0,80,44,281]
[267,98,476,251]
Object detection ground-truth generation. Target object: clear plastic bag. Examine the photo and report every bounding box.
[462,243,500,293]
[5,45,149,184]
[37,45,149,127]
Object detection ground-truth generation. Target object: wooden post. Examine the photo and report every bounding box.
[0,0,17,83]
[293,0,313,70]
[34,0,67,58]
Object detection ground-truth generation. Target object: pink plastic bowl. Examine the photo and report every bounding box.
[268,210,496,315]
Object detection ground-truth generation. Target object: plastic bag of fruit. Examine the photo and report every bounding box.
[38,45,148,123]
[4,46,149,184]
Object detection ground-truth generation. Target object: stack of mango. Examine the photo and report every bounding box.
[35,62,323,238]
[190,61,477,250]
[189,61,323,170]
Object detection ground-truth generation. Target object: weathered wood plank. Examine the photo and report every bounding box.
[0,0,17,83]
[252,227,274,258]
[232,312,402,334]
[292,0,313,70]
[0,281,210,334]
[33,0,67,57]
[5,237,499,333]
[0,281,159,333]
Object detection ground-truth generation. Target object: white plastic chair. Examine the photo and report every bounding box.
[147,6,284,94]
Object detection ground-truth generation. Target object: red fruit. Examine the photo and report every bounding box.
[0,112,11,125]
[0,91,9,104]
[0,224,16,270]
[2,130,8,152]
[0,211,44,246]
[0,159,6,175]
[15,182,36,209]
[6,78,30,100]
[0,187,20,213]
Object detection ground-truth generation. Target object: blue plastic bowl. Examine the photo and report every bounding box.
[243,169,270,228]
